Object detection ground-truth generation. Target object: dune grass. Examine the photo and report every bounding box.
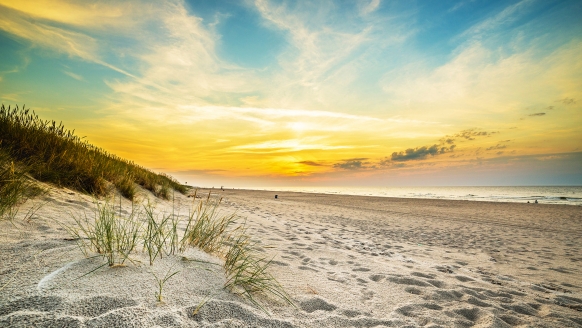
[66,192,292,308]
[1,103,291,309]
[180,192,236,254]
[0,104,187,200]
[66,201,143,267]
[143,202,181,265]
[0,151,44,221]
[181,193,293,308]
[222,229,292,310]
[151,265,180,303]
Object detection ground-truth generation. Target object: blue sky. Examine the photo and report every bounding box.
[0,0,581,187]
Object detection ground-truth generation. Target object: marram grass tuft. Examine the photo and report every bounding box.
[65,192,292,309]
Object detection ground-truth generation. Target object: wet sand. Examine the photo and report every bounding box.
[1,186,581,327]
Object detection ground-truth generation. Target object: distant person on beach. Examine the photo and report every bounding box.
[535,200,538,204]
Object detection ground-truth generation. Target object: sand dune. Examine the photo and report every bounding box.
[1,186,581,327]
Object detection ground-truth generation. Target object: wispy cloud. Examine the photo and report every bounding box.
[382,39,582,125]
[0,5,98,60]
[486,144,507,151]
[251,0,410,110]
[390,144,455,162]
[0,1,143,81]
[0,0,149,28]
[458,0,536,41]
[333,158,370,170]
[451,129,496,141]
[230,137,351,153]
[254,0,370,98]
[359,0,381,16]
[558,98,576,105]
[63,70,84,81]
[297,160,325,167]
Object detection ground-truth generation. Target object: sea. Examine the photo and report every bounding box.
[258,186,582,206]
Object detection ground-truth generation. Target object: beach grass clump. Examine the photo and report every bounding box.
[0,152,44,221]
[180,193,236,254]
[0,104,187,200]
[0,158,28,219]
[66,201,142,266]
[113,175,136,200]
[142,204,178,265]
[181,193,292,307]
[223,228,292,309]
[66,192,291,308]
[66,200,180,267]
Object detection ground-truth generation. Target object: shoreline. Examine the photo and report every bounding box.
[222,186,582,206]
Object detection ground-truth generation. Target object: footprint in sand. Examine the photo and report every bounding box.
[454,275,475,282]
[410,272,436,279]
[298,265,318,272]
[395,303,442,317]
[404,287,423,295]
[299,297,337,313]
[369,274,385,282]
[352,267,371,272]
[387,276,432,287]
[360,289,374,301]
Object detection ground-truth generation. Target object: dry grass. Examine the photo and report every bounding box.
[0,104,187,200]
[66,192,292,308]
[222,228,292,310]
[182,192,293,308]
[1,103,290,309]
[65,201,142,266]
[0,151,44,221]
[180,192,236,254]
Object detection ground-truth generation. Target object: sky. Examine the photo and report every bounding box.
[0,0,581,187]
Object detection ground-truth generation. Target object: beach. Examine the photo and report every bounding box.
[1,186,581,327]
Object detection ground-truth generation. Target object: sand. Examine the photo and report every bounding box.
[1,185,581,327]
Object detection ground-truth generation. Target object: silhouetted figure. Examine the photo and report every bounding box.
[534,199,538,204]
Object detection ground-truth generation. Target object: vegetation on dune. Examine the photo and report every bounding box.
[0,104,187,201]
[0,152,44,221]
[181,193,292,309]
[1,103,290,310]
[66,201,143,267]
[65,192,292,308]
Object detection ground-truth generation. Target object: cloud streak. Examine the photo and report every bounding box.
[391,144,455,162]
[333,158,370,170]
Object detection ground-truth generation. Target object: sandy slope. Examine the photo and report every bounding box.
[1,186,581,327]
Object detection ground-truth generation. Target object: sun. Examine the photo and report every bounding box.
[287,122,309,133]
